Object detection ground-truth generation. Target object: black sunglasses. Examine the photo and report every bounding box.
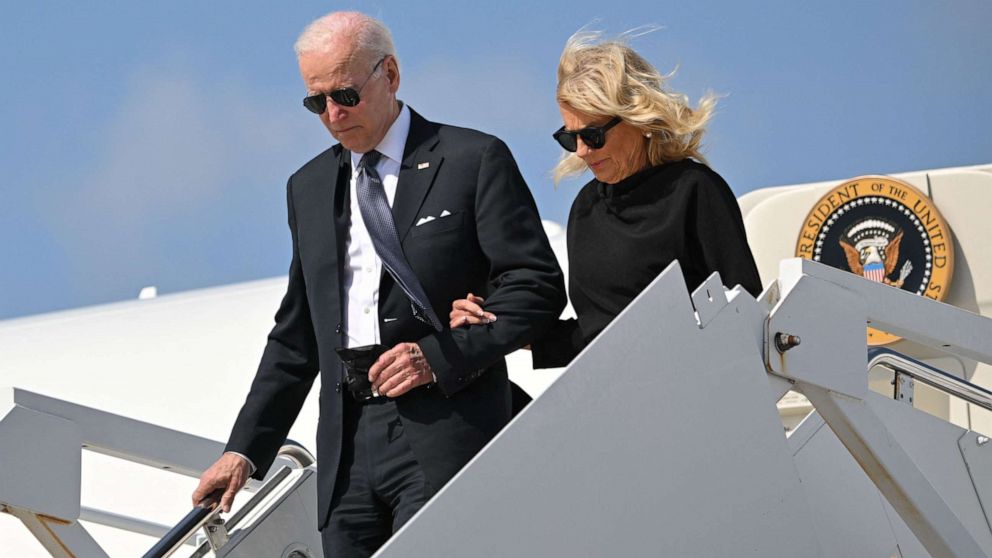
[552,117,622,152]
[303,56,387,114]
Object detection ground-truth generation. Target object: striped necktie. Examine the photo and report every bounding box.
[355,150,443,331]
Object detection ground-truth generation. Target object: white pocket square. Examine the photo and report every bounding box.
[416,210,454,226]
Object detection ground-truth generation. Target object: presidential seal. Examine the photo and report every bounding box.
[795,176,954,345]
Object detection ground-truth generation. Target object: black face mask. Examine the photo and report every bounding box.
[336,344,389,401]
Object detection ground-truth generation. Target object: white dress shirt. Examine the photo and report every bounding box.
[343,103,411,348]
[225,104,412,476]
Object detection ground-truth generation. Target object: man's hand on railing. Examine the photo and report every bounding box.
[192,453,251,513]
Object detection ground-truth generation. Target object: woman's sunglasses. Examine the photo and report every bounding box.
[552,117,622,152]
[303,56,387,114]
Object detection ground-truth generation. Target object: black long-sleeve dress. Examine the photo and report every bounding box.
[532,159,762,368]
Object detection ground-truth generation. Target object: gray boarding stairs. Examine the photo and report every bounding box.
[3,258,992,557]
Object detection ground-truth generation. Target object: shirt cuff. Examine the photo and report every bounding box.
[224,451,257,475]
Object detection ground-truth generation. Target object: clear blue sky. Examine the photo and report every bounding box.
[2,1,990,320]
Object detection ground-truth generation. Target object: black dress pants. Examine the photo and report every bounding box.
[321,396,433,558]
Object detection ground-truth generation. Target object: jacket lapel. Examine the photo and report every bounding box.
[331,146,351,321]
[291,144,349,341]
[393,110,442,243]
[299,145,348,266]
[332,146,350,259]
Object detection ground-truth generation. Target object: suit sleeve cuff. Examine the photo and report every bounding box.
[418,332,478,396]
[224,451,257,475]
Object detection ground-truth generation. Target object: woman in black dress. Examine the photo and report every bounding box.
[451,31,762,368]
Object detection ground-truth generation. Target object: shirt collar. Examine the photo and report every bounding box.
[350,102,410,169]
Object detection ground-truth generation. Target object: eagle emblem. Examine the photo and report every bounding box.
[795,175,954,346]
[838,218,913,288]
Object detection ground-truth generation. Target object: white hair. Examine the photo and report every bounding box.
[294,11,397,67]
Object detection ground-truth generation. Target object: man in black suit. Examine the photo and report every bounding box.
[192,11,565,558]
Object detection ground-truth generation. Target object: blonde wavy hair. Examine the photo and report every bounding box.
[554,30,717,183]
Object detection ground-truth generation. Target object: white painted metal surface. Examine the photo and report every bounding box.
[0,388,324,557]
[791,395,992,558]
[0,388,226,556]
[0,390,82,521]
[373,258,992,557]
[376,263,825,557]
[768,259,992,557]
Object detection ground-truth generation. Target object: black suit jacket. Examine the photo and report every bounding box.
[225,109,566,527]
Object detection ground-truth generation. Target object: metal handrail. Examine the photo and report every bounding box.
[142,441,316,558]
[279,439,317,468]
[141,505,214,558]
[867,347,992,412]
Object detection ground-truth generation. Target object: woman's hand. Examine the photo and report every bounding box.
[449,293,497,328]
